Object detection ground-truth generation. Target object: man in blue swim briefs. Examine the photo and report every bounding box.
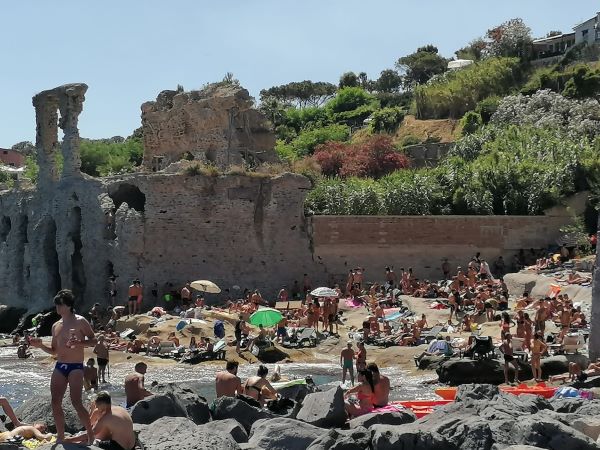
[30,289,97,444]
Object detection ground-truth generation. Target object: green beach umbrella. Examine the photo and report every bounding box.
[249,308,283,328]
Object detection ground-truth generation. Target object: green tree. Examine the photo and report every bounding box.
[326,87,377,114]
[260,81,336,108]
[396,45,448,86]
[375,69,403,93]
[485,18,532,59]
[339,72,359,88]
[455,38,487,61]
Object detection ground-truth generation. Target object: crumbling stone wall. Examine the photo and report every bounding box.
[0,83,322,312]
[141,84,278,170]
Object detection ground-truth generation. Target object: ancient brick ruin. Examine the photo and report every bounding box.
[141,84,278,170]
[0,83,322,312]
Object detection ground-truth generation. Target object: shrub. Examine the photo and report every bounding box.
[313,135,409,178]
[288,124,350,157]
[369,107,406,133]
[414,57,521,119]
[460,111,483,135]
[475,96,501,123]
[80,138,143,177]
[326,87,377,114]
[399,135,422,147]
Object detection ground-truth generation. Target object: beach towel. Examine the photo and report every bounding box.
[345,298,363,308]
[549,284,561,298]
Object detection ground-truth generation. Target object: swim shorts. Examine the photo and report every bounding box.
[128,296,137,303]
[97,358,109,367]
[343,360,353,369]
[276,327,286,337]
[55,362,84,378]
[503,355,514,363]
[578,372,589,382]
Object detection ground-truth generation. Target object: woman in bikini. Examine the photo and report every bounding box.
[244,365,277,407]
[356,341,367,371]
[523,312,533,351]
[515,310,526,340]
[531,331,548,382]
[499,312,514,337]
[344,369,375,417]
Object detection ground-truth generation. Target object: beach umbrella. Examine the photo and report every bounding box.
[176,320,188,332]
[190,280,221,294]
[249,308,283,328]
[310,287,338,298]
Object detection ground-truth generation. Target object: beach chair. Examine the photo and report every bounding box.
[463,336,495,360]
[511,337,528,362]
[420,325,444,344]
[180,339,227,364]
[560,333,585,354]
[282,328,317,348]
[157,341,177,356]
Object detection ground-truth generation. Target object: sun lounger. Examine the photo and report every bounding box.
[420,326,444,344]
[180,339,226,364]
[551,333,585,354]
[511,337,528,362]
[282,328,317,348]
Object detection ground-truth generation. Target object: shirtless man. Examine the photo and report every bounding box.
[124,362,152,408]
[558,306,572,342]
[29,289,96,444]
[367,363,390,408]
[66,392,135,450]
[94,335,110,384]
[276,316,288,344]
[127,281,141,316]
[180,282,191,310]
[441,260,451,280]
[534,303,547,335]
[215,360,243,398]
[340,342,355,386]
[500,333,520,385]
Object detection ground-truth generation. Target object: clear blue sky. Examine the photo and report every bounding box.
[0,1,597,147]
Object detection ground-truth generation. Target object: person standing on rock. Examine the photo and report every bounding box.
[29,289,97,444]
[500,333,520,385]
[531,331,548,382]
[94,335,110,384]
[340,342,355,386]
[215,360,243,398]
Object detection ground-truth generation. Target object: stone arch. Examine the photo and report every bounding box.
[108,184,146,212]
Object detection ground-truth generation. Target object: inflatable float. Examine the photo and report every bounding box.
[435,383,557,400]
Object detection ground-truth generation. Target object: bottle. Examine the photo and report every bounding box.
[68,329,77,348]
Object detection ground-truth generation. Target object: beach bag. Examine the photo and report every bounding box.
[214,320,225,339]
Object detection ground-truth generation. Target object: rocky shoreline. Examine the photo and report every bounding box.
[4,382,599,450]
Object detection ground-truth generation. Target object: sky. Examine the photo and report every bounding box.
[0,1,598,147]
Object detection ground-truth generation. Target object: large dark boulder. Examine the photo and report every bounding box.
[307,427,371,450]
[138,416,239,450]
[348,410,415,429]
[248,417,327,450]
[197,418,248,443]
[150,383,210,424]
[550,397,589,413]
[455,384,499,402]
[510,414,598,450]
[16,394,84,434]
[370,423,452,450]
[295,386,346,428]
[38,445,103,450]
[130,394,187,424]
[211,396,274,433]
[541,355,589,379]
[437,359,530,385]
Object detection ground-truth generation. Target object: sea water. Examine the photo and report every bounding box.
[0,347,437,408]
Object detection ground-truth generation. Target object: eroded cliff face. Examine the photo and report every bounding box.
[141,84,278,170]
[0,84,322,313]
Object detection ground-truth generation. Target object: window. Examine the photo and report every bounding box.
[2,151,7,155]
[583,29,589,38]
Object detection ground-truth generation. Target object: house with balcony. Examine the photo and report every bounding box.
[532,11,600,63]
